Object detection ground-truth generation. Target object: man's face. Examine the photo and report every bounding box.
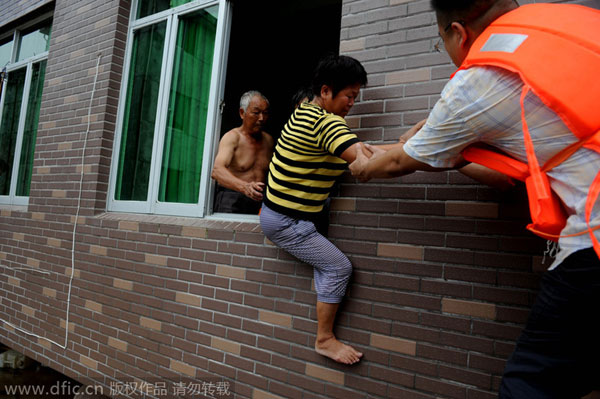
[324,83,361,118]
[241,96,269,134]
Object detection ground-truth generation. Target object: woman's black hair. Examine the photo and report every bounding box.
[311,54,367,99]
[291,87,314,108]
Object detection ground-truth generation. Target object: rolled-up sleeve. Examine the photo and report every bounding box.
[404,66,524,168]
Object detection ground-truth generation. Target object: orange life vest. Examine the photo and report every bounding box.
[455,4,600,257]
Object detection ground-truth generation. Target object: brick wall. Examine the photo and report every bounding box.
[29,0,128,217]
[0,0,53,28]
[0,1,597,399]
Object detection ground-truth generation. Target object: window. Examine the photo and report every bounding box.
[213,0,342,218]
[0,16,51,205]
[108,0,230,217]
[109,0,342,218]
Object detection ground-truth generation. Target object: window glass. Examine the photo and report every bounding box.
[16,22,51,62]
[158,8,217,203]
[0,68,26,195]
[137,0,193,19]
[0,38,13,67]
[16,60,46,196]
[114,21,167,201]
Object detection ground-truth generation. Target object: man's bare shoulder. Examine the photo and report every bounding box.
[219,128,242,148]
[222,128,242,140]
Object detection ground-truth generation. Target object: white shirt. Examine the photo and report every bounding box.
[404,66,600,269]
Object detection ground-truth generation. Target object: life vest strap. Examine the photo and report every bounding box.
[542,129,600,172]
[462,146,529,181]
[586,169,600,259]
[520,86,546,198]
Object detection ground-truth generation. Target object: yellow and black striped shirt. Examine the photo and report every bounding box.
[264,102,359,221]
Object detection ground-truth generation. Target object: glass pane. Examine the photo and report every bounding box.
[137,0,193,19]
[16,60,46,196]
[0,38,13,67]
[158,7,217,203]
[16,21,52,62]
[114,21,167,201]
[0,68,26,195]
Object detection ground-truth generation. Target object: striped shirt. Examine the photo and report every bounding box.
[404,66,600,270]
[264,102,358,221]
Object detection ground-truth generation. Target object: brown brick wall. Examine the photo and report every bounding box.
[28,0,128,217]
[1,0,598,399]
[0,0,53,29]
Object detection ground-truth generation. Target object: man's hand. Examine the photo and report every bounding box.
[362,143,386,160]
[398,119,426,145]
[243,181,265,201]
[349,143,372,182]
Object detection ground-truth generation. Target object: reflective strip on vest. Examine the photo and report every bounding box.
[480,33,528,53]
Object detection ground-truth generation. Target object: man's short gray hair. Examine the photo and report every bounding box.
[239,90,269,111]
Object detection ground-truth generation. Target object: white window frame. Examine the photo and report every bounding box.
[0,13,52,206]
[107,0,232,218]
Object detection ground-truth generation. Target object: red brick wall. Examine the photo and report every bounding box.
[1,1,596,399]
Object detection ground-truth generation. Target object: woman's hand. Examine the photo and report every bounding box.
[350,143,373,182]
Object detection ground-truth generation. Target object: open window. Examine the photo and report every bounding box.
[108,0,342,218]
[208,0,342,217]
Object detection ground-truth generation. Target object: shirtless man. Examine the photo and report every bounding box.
[211,91,274,214]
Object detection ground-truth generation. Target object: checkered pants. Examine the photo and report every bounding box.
[260,204,352,303]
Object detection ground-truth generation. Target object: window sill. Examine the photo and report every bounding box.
[0,204,28,213]
[95,211,261,233]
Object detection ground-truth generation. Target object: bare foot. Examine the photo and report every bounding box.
[315,336,363,365]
